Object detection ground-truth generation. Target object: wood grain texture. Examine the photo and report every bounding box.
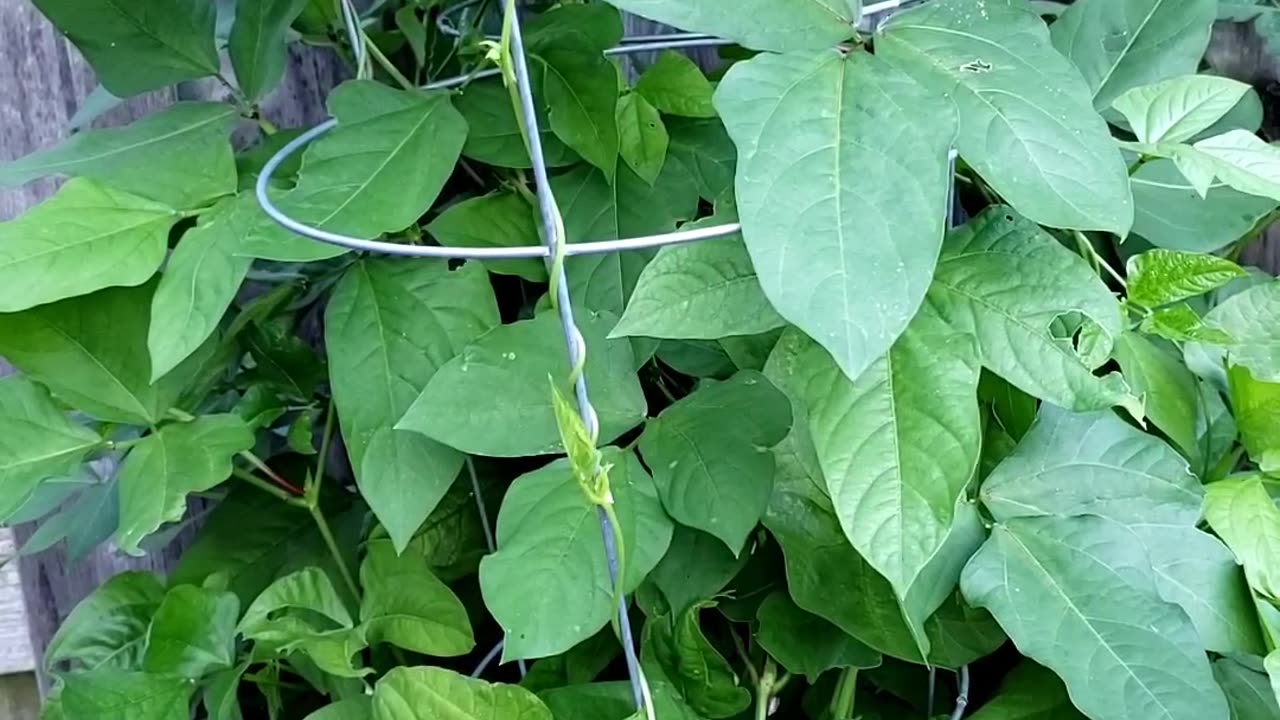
[0,531,35,675]
[0,673,39,720]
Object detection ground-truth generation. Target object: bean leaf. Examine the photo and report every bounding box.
[600,0,858,52]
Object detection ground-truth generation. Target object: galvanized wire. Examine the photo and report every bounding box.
[255,0,947,715]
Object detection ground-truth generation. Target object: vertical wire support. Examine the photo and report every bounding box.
[505,9,651,716]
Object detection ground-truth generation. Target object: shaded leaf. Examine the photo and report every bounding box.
[636,51,716,118]
[1130,158,1276,253]
[143,585,239,678]
[0,377,101,520]
[45,572,164,672]
[649,601,751,718]
[968,661,1085,720]
[427,193,546,282]
[229,0,309,101]
[1204,476,1280,601]
[359,540,474,657]
[649,525,749,616]
[756,592,880,682]
[616,92,668,185]
[60,669,193,720]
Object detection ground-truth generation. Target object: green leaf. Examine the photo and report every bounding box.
[764,432,1001,666]
[32,0,219,96]
[274,80,467,240]
[359,540,475,657]
[239,567,354,650]
[756,592,880,682]
[600,0,857,52]
[1130,158,1277,253]
[611,227,784,341]
[1267,653,1280,712]
[0,178,178,312]
[1142,303,1230,344]
[399,312,646,458]
[715,48,956,382]
[524,3,624,53]
[60,669,193,720]
[143,585,239,678]
[454,79,576,169]
[0,102,237,208]
[1214,656,1280,720]
[538,684,632,720]
[1205,476,1280,601]
[203,661,249,720]
[554,161,700,316]
[478,448,673,660]
[0,377,101,520]
[535,44,619,180]
[879,0,1134,235]
[649,525,749,615]
[304,698,373,720]
[0,284,206,425]
[636,51,717,118]
[1229,365,1280,473]
[1172,130,1280,202]
[116,415,254,554]
[372,667,552,720]
[979,405,1202,526]
[961,515,1229,720]
[427,193,546,282]
[1050,0,1217,111]
[766,309,982,633]
[1112,76,1253,144]
[229,0,309,101]
[1113,332,1203,463]
[666,118,736,202]
[968,661,1086,720]
[1197,279,1280,381]
[327,260,498,551]
[930,208,1135,412]
[616,93,668,185]
[1128,250,1248,309]
[639,371,791,552]
[649,601,751,718]
[147,195,256,379]
[45,572,164,672]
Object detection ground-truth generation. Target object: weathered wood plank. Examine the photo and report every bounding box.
[0,531,35,675]
[0,673,39,720]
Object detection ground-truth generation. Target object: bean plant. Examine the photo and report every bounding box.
[3,0,1280,719]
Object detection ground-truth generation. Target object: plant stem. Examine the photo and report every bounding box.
[233,467,306,508]
[730,629,761,686]
[830,667,858,720]
[949,666,971,720]
[311,501,360,600]
[755,658,778,720]
[239,451,305,496]
[312,402,337,496]
[363,29,416,90]
[1073,231,1127,289]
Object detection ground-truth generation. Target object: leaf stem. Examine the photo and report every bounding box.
[755,658,778,720]
[362,29,416,90]
[311,500,360,601]
[232,466,306,508]
[949,666,971,720]
[830,667,858,720]
[239,450,304,496]
[731,629,761,686]
[312,402,337,493]
[1073,231,1127,289]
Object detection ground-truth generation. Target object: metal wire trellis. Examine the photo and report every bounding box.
[256,1,950,716]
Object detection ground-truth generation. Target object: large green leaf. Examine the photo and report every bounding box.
[930,209,1135,411]
[0,102,237,208]
[961,515,1229,720]
[553,162,700,316]
[639,371,791,553]
[755,592,880,682]
[32,0,219,96]
[45,572,164,672]
[1050,0,1217,111]
[648,525,748,615]
[0,284,207,425]
[0,178,178,312]
[239,568,367,677]
[116,415,253,554]
[1169,130,1280,201]
[1127,250,1247,309]
[1197,280,1280,382]
[611,228,784,341]
[1229,365,1280,473]
[359,540,474,657]
[879,0,1133,235]
[0,377,101,519]
[648,601,751,718]
[229,0,309,101]
[478,448,672,660]
[715,48,955,382]
[326,260,498,551]
[272,81,467,241]
[1205,476,1280,601]
[968,661,1086,720]
[142,585,239,679]
[304,699,373,720]
[1112,76,1253,145]
[538,684,632,720]
[636,51,716,119]
[426,192,546,282]
[767,310,982,632]
[979,405,1201,526]
[1214,656,1280,720]
[1112,332,1202,466]
[764,432,1002,666]
[535,44,619,180]
[372,667,552,720]
[1130,158,1277,253]
[399,312,646,458]
[60,669,193,720]
[453,79,575,169]
[147,195,256,380]
[600,0,857,52]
